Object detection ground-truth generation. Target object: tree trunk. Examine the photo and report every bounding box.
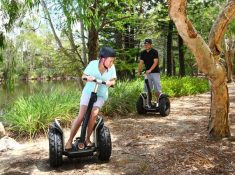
[209,83,230,138]
[173,58,176,76]
[115,30,123,49]
[167,20,174,76]
[162,34,167,74]
[124,23,130,51]
[80,19,88,66]
[224,34,234,83]
[178,34,185,77]
[168,0,235,139]
[87,26,99,61]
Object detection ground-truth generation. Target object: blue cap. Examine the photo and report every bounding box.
[99,47,116,58]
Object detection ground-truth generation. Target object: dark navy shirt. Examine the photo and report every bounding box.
[140,48,160,73]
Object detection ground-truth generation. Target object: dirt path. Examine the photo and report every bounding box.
[0,84,235,175]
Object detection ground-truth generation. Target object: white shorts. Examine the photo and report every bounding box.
[80,93,105,108]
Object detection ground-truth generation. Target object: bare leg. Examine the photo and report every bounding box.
[156,92,160,101]
[85,107,100,145]
[65,105,87,149]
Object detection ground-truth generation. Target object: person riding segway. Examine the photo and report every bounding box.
[137,39,170,116]
[48,47,116,167]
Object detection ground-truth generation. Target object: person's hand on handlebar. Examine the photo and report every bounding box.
[83,75,95,82]
[146,70,151,74]
[105,80,115,87]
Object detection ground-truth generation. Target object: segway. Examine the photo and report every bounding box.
[136,74,170,116]
[48,78,112,167]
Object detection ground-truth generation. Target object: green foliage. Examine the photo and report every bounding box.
[115,60,137,72]
[161,76,209,97]
[1,40,17,91]
[188,0,225,39]
[0,32,5,49]
[102,79,142,115]
[1,0,22,31]
[2,89,81,138]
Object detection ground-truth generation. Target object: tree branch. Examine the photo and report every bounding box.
[41,0,63,49]
[208,0,235,56]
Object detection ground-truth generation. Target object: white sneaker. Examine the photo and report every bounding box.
[156,102,159,107]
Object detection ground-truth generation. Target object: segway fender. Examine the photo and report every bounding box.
[159,94,169,100]
[140,92,147,99]
[140,92,147,106]
[49,119,64,148]
[49,119,63,135]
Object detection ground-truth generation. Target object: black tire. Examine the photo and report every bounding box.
[98,126,112,161]
[159,97,170,117]
[48,128,63,167]
[136,96,147,114]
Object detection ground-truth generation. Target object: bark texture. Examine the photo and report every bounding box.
[87,27,99,61]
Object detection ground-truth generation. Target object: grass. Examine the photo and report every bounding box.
[2,89,80,138]
[1,76,209,138]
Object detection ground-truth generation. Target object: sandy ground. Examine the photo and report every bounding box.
[0,84,235,175]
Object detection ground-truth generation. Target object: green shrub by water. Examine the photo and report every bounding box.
[2,89,80,137]
[2,76,209,137]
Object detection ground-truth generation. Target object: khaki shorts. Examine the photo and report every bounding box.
[80,93,105,108]
[144,73,162,93]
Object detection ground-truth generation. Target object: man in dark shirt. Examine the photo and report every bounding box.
[137,39,162,106]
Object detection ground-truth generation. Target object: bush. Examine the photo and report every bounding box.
[2,89,80,138]
[161,76,209,97]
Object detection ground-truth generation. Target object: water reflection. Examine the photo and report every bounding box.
[0,80,81,115]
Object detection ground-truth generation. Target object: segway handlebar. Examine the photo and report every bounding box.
[82,77,114,87]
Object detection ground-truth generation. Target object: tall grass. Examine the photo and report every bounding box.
[2,89,80,137]
[2,76,209,137]
[102,78,143,115]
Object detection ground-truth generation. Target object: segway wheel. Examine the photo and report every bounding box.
[136,96,147,114]
[48,128,63,167]
[98,125,112,161]
[159,97,170,117]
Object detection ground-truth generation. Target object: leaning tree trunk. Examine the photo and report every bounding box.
[168,0,235,139]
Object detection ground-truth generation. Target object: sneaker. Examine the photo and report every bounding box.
[156,102,159,107]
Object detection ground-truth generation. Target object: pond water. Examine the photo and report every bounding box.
[0,80,81,116]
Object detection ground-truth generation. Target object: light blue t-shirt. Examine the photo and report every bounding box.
[82,60,117,100]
